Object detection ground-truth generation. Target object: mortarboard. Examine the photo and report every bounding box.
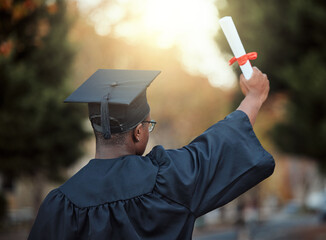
[64,69,161,139]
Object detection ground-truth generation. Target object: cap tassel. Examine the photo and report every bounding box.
[101,95,111,139]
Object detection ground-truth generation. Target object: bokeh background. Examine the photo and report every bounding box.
[1,0,326,239]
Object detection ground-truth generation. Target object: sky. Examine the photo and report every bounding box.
[74,0,236,88]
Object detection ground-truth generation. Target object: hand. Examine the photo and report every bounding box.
[239,67,270,105]
[236,67,270,126]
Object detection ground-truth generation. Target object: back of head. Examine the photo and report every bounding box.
[88,111,131,146]
[64,69,161,139]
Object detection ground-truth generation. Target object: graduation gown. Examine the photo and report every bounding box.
[28,110,275,240]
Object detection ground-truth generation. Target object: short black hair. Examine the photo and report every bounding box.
[94,129,130,145]
[90,117,131,145]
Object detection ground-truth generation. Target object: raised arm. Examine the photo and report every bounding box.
[237,67,270,126]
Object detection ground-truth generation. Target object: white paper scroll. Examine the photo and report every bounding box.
[219,16,253,80]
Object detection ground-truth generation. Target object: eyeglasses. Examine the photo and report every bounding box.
[142,120,157,132]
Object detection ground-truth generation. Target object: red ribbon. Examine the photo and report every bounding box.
[229,52,258,66]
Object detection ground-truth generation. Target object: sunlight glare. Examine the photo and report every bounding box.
[77,0,236,88]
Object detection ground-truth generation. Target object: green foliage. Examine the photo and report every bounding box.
[217,0,326,172]
[0,0,89,181]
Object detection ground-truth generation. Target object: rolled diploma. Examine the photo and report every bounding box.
[219,16,253,80]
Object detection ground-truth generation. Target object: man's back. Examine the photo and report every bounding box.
[28,111,274,240]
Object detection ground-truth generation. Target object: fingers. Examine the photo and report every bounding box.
[239,74,248,96]
[252,66,262,74]
[238,66,270,104]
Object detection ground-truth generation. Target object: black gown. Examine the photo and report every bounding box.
[28,110,275,240]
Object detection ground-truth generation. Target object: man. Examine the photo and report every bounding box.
[29,67,274,240]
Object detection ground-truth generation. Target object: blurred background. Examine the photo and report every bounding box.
[1,0,326,239]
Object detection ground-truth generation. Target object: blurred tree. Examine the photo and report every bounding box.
[0,0,88,195]
[0,191,6,227]
[217,0,326,174]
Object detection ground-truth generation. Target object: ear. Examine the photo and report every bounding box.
[133,123,143,142]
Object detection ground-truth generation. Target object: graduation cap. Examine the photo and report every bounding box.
[64,69,161,139]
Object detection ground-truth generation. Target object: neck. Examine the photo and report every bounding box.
[95,143,135,159]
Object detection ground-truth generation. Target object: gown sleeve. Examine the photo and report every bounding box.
[28,189,78,240]
[153,110,275,217]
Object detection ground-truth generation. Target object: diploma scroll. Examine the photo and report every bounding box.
[219,16,253,80]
